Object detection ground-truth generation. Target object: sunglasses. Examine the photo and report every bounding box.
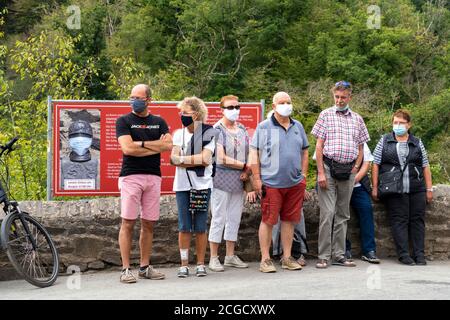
[221,105,240,110]
[335,81,352,88]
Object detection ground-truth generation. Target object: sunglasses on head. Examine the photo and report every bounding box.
[222,105,240,110]
[335,81,352,88]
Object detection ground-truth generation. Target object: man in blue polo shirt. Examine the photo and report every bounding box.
[250,91,309,273]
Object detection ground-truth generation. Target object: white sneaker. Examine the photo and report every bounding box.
[120,268,137,284]
[208,256,224,272]
[224,255,248,268]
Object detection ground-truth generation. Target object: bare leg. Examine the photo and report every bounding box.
[259,221,273,262]
[280,221,295,260]
[226,241,235,257]
[119,218,136,269]
[209,241,220,258]
[139,219,154,267]
[179,232,191,266]
[195,232,207,265]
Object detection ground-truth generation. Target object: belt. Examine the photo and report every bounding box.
[323,156,355,166]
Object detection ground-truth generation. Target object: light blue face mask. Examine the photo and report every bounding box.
[336,104,349,112]
[69,136,92,155]
[393,124,408,136]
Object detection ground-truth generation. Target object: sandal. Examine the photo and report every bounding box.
[332,257,356,267]
[297,254,307,267]
[315,259,328,269]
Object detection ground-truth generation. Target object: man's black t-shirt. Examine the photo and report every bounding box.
[116,112,169,177]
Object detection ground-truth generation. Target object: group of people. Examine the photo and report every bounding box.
[115,82,433,283]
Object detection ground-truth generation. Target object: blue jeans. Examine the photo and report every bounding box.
[346,186,376,255]
[176,190,210,233]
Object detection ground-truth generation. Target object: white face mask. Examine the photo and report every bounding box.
[275,103,293,117]
[223,108,240,122]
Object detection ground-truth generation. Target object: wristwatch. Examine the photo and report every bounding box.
[426,188,433,192]
[179,156,185,164]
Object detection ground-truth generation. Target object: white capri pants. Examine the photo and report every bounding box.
[208,188,245,243]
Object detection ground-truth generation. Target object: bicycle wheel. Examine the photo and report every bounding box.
[1,212,59,287]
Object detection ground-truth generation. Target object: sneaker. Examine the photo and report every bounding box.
[361,251,381,264]
[177,266,189,278]
[224,255,248,268]
[138,265,165,280]
[208,256,224,272]
[196,264,207,277]
[259,259,277,273]
[281,256,302,270]
[120,268,137,284]
[399,256,415,266]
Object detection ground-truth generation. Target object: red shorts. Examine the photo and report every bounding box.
[261,180,306,225]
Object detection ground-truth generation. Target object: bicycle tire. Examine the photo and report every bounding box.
[1,212,59,287]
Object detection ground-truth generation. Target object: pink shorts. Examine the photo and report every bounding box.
[118,174,162,221]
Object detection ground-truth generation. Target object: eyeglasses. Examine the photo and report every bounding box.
[335,81,352,88]
[221,105,240,110]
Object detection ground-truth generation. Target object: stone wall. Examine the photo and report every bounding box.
[1,185,449,280]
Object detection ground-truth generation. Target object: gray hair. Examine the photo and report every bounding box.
[272,91,291,104]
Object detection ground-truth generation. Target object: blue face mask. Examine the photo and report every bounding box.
[69,137,92,155]
[131,99,147,113]
[393,124,408,136]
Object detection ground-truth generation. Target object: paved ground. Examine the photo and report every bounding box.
[1,259,449,300]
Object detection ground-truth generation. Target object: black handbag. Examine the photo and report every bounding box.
[378,164,407,198]
[185,170,209,213]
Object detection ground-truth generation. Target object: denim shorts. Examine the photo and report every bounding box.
[176,189,211,233]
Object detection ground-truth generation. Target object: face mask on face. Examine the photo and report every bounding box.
[131,99,147,113]
[336,104,349,112]
[275,103,293,117]
[393,124,408,136]
[181,115,194,127]
[223,109,240,122]
[69,136,92,156]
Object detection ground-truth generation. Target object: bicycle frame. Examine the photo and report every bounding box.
[0,137,38,251]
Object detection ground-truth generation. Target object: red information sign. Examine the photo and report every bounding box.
[52,100,262,197]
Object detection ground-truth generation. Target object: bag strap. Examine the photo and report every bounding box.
[182,128,194,189]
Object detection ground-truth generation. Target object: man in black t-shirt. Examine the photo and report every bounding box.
[116,84,173,284]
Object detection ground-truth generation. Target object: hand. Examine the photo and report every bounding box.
[317,172,328,189]
[252,178,262,198]
[246,191,257,203]
[240,171,249,181]
[160,134,171,141]
[426,190,433,204]
[372,189,379,201]
[304,190,312,201]
[171,155,182,166]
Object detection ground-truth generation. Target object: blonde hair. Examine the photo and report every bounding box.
[177,96,208,122]
[220,95,239,107]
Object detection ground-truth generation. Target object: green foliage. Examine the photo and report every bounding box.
[0,0,448,199]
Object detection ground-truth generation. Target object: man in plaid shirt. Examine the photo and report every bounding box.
[311,81,370,269]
